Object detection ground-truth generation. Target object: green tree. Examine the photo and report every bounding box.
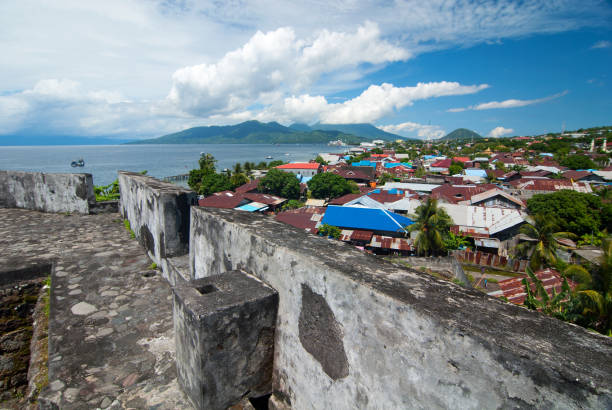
[198,153,217,174]
[258,169,300,199]
[232,162,243,174]
[307,172,357,199]
[281,200,305,211]
[514,215,575,271]
[527,190,607,236]
[314,155,328,165]
[198,173,231,196]
[230,173,249,190]
[560,154,597,170]
[448,163,463,175]
[318,224,341,239]
[444,232,470,250]
[377,172,395,185]
[408,197,454,256]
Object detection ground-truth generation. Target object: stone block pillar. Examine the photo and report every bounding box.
[173,270,278,410]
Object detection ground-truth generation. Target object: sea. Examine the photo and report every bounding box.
[0,144,346,186]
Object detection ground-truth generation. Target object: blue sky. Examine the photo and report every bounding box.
[0,0,611,142]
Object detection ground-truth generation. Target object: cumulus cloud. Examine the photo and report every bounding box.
[379,121,446,140]
[168,23,409,116]
[448,90,568,112]
[488,126,514,138]
[591,40,611,49]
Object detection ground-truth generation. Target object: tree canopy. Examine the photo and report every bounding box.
[307,172,357,199]
[258,169,300,199]
[527,190,610,236]
[559,154,597,170]
[409,197,454,256]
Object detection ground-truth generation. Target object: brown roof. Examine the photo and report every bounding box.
[198,191,246,209]
[275,207,325,232]
[235,179,260,193]
[511,179,591,192]
[329,168,374,181]
[369,235,412,251]
[561,170,592,181]
[329,194,362,205]
[496,268,577,305]
[243,192,286,206]
[431,184,498,204]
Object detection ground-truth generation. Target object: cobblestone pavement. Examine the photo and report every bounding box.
[0,208,191,409]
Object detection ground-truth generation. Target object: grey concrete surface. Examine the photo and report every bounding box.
[0,171,94,214]
[118,171,197,270]
[174,271,278,410]
[190,206,612,410]
[0,208,191,409]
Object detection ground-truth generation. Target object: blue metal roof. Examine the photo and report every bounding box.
[236,203,268,212]
[383,162,412,168]
[465,169,488,178]
[321,206,413,233]
[352,160,376,167]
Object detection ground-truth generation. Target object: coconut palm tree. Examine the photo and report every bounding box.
[514,214,576,271]
[576,238,612,335]
[408,197,453,256]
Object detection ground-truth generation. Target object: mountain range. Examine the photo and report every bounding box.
[128,121,406,145]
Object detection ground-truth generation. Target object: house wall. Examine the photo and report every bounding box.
[189,206,612,410]
[0,170,94,214]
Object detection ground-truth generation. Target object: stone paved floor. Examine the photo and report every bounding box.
[0,208,192,409]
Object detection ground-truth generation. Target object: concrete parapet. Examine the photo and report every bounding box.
[173,270,278,410]
[190,206,612,409]
[0,170,94,214]
[118,171,197,266]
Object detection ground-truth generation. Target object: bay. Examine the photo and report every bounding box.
[0,144,345,186]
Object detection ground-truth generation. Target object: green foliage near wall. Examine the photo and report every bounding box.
[258,169,301,199]
[527,190,610,236]
[307,172,358,200]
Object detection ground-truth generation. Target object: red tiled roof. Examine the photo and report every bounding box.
[453,157,470,163]
[496,268,577,305]
[276,163,321,170]
[198,192,246,209]
[431,159,452,168]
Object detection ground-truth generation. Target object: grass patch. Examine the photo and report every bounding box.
[43,276,51,318]
[124,219,136,239]
[148,262,158,270]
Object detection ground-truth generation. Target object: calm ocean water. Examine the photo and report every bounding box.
[0,144,345,186]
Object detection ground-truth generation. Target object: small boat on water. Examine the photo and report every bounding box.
[70,158,85,167]
[266,155,273,159]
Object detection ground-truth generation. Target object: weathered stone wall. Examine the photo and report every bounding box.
[0,170,94,214]
[118,171,197,266]
[190,207,612,410]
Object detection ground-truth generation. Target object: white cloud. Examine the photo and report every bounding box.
[448,90,568,112]
[167,23,410,116]
[591,40,611,49]
[488,126,514,138]
[319,82,488,124]
[379,121,446,140]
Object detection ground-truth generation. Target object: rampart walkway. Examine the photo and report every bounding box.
[0,208,191,409]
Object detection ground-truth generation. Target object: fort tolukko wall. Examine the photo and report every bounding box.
[5,171,609,409]
[115,172,612,409]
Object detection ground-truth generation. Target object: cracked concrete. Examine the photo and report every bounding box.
[0,208,191,409]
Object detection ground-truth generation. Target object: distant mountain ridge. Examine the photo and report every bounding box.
[292,123,406,141]
[439,128,482,141]
[128,120,403,144]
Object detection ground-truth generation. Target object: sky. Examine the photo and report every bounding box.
[1,0,611,142]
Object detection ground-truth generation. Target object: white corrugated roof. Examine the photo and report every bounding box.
[440,203,525,234]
